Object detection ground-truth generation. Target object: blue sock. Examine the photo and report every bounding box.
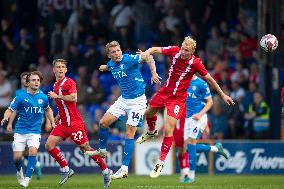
[188,144,196,171]
[99,127,109,149]
[14,160,22,172]
[196,144,211,152]
[26,156,37,178]
[122,138,135,166]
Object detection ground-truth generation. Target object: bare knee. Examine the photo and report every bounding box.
[189,138,197,144]
[45,142,54,151]
[125,125,137,139]
[13,154,23,161]
[80,143,91,153]
[99,118,109,128]
[28,147,38,156]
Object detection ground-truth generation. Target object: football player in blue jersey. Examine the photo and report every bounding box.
[85,41,161,179]
[6,72,47,180]
[181,75,228,183]
[1,71,55,188]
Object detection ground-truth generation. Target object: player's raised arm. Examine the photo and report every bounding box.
[139,51,161,85]
[144,47,162,55]
[48,91,77,102]
[203,74,234,106]
[99,65,109,72]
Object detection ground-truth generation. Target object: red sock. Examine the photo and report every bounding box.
[89,148,107,171]
[159,136,173,161]
[146,115,157,132]
[48,148,68,168]
[178,152,189,169]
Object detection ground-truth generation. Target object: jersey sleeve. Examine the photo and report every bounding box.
[67,79,77,94]
[193,58,208,77]
[161,46,180,57]
[43,96,50,109]
[9,96,21,111]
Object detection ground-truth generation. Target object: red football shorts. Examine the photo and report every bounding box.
[149,89,186,120]
[173,108,186,148]
[50,121,89,145]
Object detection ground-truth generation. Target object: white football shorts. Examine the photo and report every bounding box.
[107,94,147,127]
[184,114,208,140]
[12,133,41,151]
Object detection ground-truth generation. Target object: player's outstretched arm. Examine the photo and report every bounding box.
[99,65,108,72]
[1,108,13,128]
[203,74,235,106]
[144,47,162,55]
[139,52,161,85]
[45,107,56,128]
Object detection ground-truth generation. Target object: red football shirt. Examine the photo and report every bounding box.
[53,77,83,126]
[161,46,208,98]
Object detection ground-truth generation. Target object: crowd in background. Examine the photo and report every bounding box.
[0,0,280,141]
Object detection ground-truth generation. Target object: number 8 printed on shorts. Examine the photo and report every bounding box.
[174,105,180,116]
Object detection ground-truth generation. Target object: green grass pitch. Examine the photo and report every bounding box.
[1,174,284,189]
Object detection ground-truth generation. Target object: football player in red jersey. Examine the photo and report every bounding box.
[45,59,112,188]
[136,36,234,178]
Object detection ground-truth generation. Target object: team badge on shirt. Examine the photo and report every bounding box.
[38,99,43,104]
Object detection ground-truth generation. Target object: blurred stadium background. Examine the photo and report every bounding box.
[0,0,284,188]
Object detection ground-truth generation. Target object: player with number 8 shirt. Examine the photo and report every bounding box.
[45,59,112,188]
[136,36,235,178]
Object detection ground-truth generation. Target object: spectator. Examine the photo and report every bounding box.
[37,55,54,92]
[131,0,153,43]
[86,76,105,105]
[244,92,270,139]
[163,8,181,33]
[209,98,228,139]
[50,22,69,57]
[36,25,50,56]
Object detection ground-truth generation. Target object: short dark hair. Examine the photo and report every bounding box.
[20,72,29,79]
[26,71,43,83]
[52,58,68,67]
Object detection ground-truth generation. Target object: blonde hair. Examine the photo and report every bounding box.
[105,41,120,55]
[183,36,197,53]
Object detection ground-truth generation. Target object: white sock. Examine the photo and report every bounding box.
[181,168,189,177]
[210,145,218,152]
[189,170,195,179]
[102,168,109,175]
[25,177,31,182]
[121,165,128,171]
[157,159,164,165]
[61,166,70,172]
[35,161,41,168]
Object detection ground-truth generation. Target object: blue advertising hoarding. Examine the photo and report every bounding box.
[0,142,128,174]
[214,141,284,174]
